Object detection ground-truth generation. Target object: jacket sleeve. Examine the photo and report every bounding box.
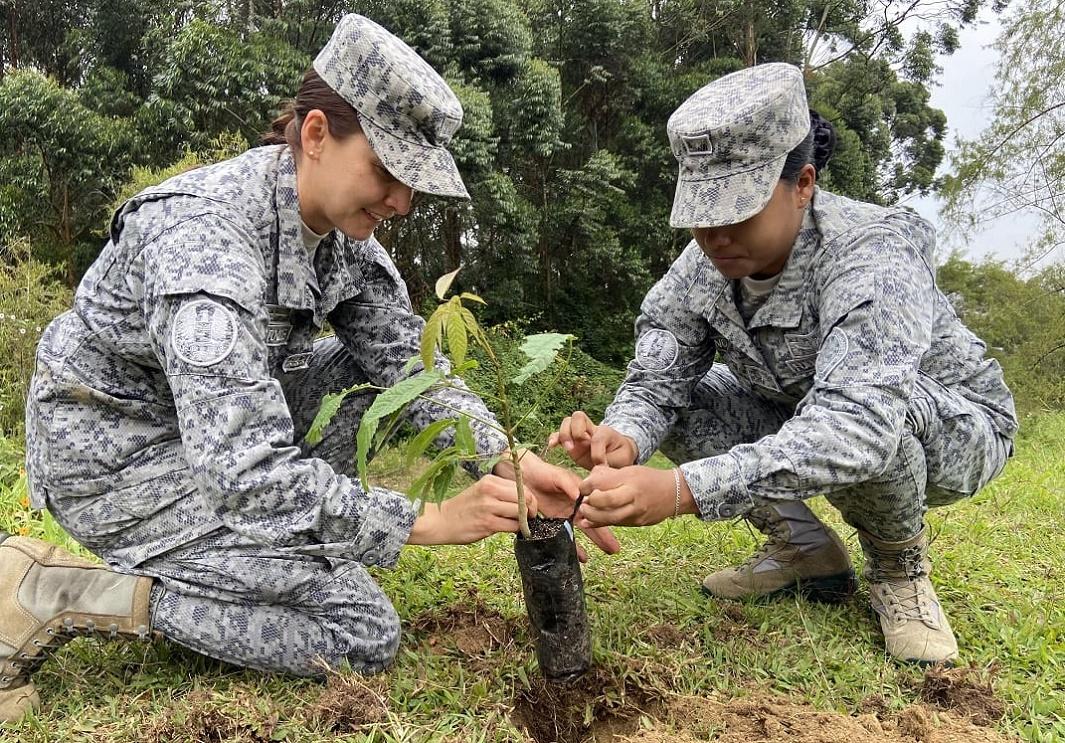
[680,220,937,520]
[140,214,415,567]
[328,238,508,476]
[602,242,718,462]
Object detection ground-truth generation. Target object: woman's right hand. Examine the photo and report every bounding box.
[407,475,538,546]
[547,411,638,470]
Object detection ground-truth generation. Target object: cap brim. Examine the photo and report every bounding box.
[361,116,469,199]
[669,153,786,228]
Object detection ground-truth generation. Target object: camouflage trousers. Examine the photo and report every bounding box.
[660,364,1013,541]
[45,337,399,677]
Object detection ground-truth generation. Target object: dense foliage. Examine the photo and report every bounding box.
[0,0,975,361]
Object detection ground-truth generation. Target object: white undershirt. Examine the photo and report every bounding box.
[301,220,329,257]
[737,272,783,323]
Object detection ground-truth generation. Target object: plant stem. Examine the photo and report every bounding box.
[483,342,531,538]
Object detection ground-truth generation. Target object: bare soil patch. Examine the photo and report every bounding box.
[605,694,1017,743]
[408,599,522,656]
[643,622,695,650]
[142,688,282,742]
[512,663,667,743]
[303,672,390,734]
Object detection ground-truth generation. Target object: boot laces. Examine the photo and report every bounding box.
[4,618,135,681]
[736,515,789,572]
[872,545,938,625]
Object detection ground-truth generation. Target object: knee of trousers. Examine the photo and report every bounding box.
[824,432,929,541]
[314,573,402,676]
[660,364,790,464]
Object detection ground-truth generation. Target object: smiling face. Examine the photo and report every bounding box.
[690,165,816,279]
[295,110,414,240]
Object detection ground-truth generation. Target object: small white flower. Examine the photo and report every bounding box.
[19,328,26,335]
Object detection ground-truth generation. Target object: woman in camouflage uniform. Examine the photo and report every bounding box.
[552,63,1016,665]
[1,14,615,720]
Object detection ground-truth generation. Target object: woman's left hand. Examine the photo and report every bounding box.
[494,450,621,558]
[575,464,697,528]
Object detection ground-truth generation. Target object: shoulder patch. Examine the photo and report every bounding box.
[171,299,239,367]
[635,328,679,372]
[818,328,849,378]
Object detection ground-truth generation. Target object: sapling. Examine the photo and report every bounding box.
[305,268,574,537]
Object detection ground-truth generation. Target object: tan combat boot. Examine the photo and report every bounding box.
[702,502,856,603]
[0,533,154,721]
[858,527,958,665]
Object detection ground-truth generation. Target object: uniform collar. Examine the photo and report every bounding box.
[746,193,821,330]
[274,147,318,313]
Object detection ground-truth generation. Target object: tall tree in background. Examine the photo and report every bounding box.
[942,0,1065,271]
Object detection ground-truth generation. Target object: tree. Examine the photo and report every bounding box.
[942,0,1065,270]
[0,70,137,282]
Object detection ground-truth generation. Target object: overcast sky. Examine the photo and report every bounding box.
[900,5,1043,266]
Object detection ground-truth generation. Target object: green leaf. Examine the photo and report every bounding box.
[304,383,374,446]
[435,267,461,300]
[453,358,480,375]
[458,307,487,349]
[511,332,574,385]
[455,415,477,456]
[432,465,455,501]
[421,305,447,372]
[405,418,459,466]
[446,309,468,368]
[355,370,444,489]
[459,292,486,305]
[479,452,505,475]
[409,448,459,503]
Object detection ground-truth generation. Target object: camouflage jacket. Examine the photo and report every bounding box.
[26,145,506,566]
[603,188,1018,520]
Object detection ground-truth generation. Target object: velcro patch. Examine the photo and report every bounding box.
[170,299,238,367]
[635,328,679,372]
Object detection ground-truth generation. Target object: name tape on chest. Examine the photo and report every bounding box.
[171,299,238,367]
[635,329,679,372]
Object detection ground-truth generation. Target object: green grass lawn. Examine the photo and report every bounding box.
[0,414,1061,742]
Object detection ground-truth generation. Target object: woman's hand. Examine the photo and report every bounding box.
[494,450,622,559]
[547,411,638,470]
[407,475,537,546]
[574,465,698,528]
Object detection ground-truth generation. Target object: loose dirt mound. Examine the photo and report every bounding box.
[605,696,1016,743]
[408,599,521,656]
[303,672,390,734]
[513,664,666,743]
[919,665,1006,726]
[142,688,283,742]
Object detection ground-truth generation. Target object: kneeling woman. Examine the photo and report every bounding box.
[553,63,1016,665]
[5,14,613,720]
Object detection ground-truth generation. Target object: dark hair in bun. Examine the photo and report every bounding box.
[780,108,837,182]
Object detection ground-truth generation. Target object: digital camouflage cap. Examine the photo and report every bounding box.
[314,14,469,198]
[668,63,810,228]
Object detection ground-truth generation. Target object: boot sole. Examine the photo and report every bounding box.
[701,570,857,605]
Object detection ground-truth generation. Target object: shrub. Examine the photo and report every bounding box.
[0,240,72,436]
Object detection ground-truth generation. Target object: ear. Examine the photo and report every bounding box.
[300,110,329,160]
[795,163,817,207]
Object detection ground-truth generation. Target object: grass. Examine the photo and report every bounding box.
[0,414,1061,742]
